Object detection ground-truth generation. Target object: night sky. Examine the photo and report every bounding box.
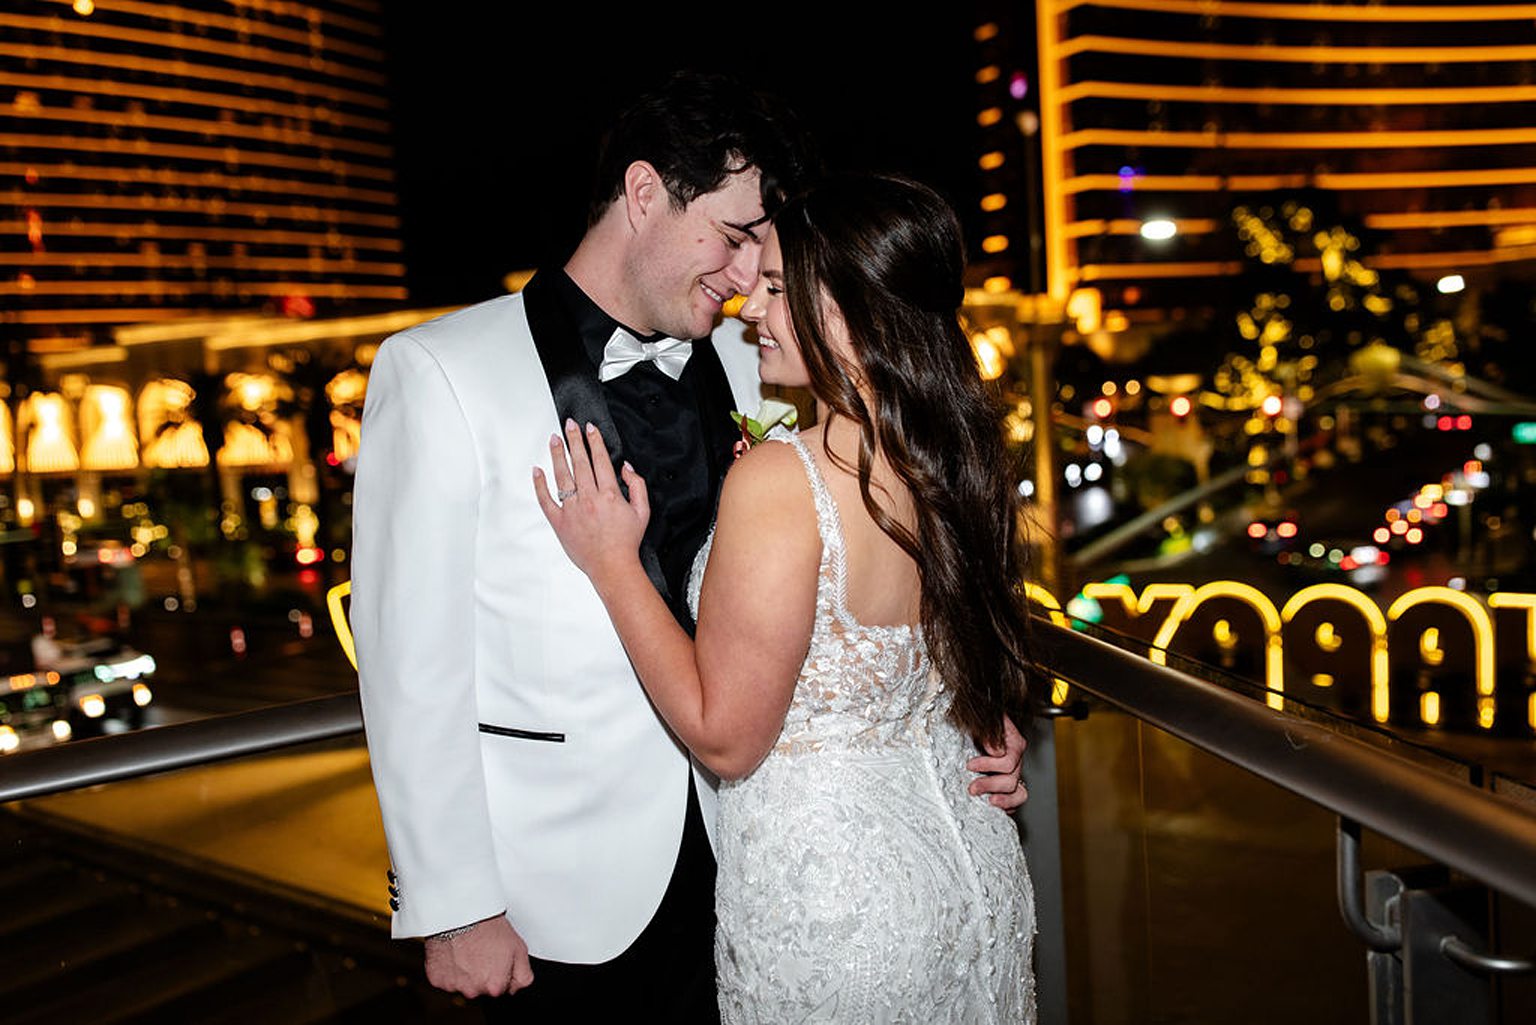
[377,5,983,307]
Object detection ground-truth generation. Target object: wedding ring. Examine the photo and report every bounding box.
[557,487,578,501]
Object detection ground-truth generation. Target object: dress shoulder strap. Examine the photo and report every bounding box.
[763,425,848,566]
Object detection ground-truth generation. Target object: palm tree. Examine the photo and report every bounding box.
[274,348,357,586]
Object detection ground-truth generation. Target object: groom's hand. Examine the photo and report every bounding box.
[424,915,535,998]
[967,714,1028,811]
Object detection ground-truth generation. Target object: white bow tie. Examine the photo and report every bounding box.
[597,328,693,382]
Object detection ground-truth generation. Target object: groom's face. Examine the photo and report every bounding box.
[628,166,767,340]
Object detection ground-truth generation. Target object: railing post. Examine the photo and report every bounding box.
[1020,711,1070,1025]
[1396,878,1496,1024]
[1364,867,1406,1025]
[1339,815,1528,1024]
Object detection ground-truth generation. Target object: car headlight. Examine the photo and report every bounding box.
[79,694,106,718]
[52,719,72,741]
[132,683,152,707]
[0,726,18,754]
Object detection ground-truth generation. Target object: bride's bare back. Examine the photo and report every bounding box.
[802,416,923,630]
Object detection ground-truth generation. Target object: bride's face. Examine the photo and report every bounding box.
[740,228,811,388]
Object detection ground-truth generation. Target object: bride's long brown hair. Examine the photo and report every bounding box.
[774,175,1035,746]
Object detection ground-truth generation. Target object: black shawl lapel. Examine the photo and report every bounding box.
[522,271,673,604]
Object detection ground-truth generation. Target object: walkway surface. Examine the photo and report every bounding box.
[21,741,391,922]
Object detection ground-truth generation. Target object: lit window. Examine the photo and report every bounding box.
[81,386,138,471]
[21,394,79,473]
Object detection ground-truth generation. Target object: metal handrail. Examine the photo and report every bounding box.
[0,693,362,804]
[4,626,1536,914]
[1041,622,1536,910]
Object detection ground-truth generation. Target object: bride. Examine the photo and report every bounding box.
[535,174,1037,1022]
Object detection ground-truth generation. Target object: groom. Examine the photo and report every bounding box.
[350,72,1027,1020]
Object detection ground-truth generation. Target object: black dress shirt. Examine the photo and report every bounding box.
[546,271,738,627]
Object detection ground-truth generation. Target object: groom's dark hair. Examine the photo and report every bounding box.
[588,71,820,226]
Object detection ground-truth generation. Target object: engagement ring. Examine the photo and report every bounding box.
[557,487,577,501]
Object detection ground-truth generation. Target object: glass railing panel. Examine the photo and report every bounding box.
[1047,622,1536,1024]
[0,736,473,1024]
[1058,616,1480,782]
[1053,707,1522,1024]
[0,589,354,754]
[1491,775,1536,1017]
[15,735,381,912]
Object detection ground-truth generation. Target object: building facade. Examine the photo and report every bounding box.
[2,0,404,347]
[977,1,1536,314]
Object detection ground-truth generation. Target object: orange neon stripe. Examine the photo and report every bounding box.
[12,308,210,324]
[1,13,385,87]
[179,0,382,37]
[0,220,404,251]
[1363,209,1536,231]
[11,106,394,160]
[6,192,398,229]
[1065,212,1536,238]
[1,281,408,299]
[1061,126,1536,150]
[1058,35,1536,65]
[0,71,390,132]
[56,0,386,58]
[0,44,388,109]
[1050,0,1536,22]
[1037,0,1071,300]
[1063,167,1536,194]
[1057,80,1536,107]
[4,252,405,275]
[1,134,395,182]
[0,163,397,206]
[1065,219,1220,238]
[1076,245,1536,281]
[1079,261,1242,281]
[9,191,393,227]
[1363,246,1536,270]
[242,0,384,36]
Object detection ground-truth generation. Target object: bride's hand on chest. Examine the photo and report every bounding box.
[533,419,649,582]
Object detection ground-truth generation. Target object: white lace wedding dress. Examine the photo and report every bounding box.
[688,428,1036,1023]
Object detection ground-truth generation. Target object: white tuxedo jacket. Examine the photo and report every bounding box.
[351,288,762,963]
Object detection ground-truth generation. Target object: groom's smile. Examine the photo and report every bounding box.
[627,166,766,340]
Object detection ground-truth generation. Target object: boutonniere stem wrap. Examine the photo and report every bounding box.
[730,399,798,459]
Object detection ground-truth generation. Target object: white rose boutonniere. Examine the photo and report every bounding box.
[730,398,798,459]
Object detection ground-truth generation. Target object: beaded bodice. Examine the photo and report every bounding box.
[687,426,943,757]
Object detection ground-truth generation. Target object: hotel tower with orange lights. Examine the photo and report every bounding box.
[2,0,404,346]
[974,1,1536,315]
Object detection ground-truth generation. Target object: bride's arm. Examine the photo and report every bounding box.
[534,420,818,779]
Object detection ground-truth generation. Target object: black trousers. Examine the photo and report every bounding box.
[483,777,719,1023]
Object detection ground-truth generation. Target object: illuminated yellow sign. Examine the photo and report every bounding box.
[1029,580,1536,734]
